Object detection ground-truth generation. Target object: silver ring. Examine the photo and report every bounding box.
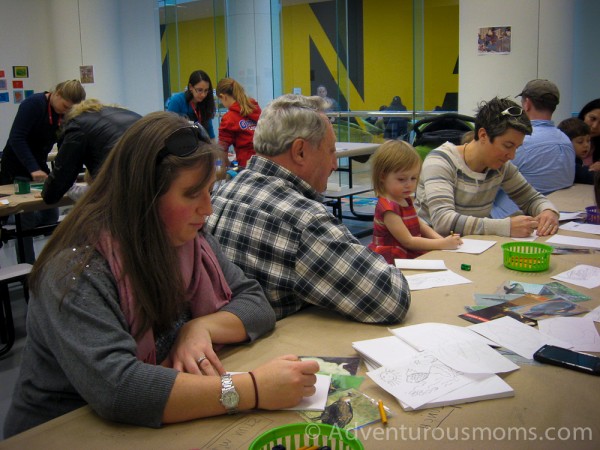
[196,356,207,365]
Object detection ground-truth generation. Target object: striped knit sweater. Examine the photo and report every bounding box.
[415,142,558,237]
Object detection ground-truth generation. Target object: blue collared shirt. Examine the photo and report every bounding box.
[492,120,575,218]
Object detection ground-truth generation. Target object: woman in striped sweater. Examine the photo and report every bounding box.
[415,97,559,238]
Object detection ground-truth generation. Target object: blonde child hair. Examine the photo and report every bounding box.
[216,78,256,117]
[371,140,422,197]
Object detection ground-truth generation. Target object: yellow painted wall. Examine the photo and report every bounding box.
[424,0,459,110]
[162,16,227,95]
[282,0,458,111]
[164,0,459,110]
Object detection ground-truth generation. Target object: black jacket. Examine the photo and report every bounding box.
[42,107,141,204]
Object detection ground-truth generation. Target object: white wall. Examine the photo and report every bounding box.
[0,0,163,148]
[0,0,55,148]
[459,0,573,122]
[226,0,274,108]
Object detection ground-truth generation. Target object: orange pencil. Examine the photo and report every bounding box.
[378,399,387,425]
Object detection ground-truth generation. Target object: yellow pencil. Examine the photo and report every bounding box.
[378,399,387,425]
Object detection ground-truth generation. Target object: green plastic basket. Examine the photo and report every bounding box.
[501,242,552,272]
[248,423,364,450]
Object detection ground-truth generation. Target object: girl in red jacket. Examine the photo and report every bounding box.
[216,78,262,168]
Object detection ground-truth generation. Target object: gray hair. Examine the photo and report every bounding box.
[253,94,331,157]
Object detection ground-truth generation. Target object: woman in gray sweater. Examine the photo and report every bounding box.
[4,112,318,437]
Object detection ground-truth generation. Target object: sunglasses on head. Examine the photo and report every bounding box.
[156,124,211,163]
[499,106,523,118]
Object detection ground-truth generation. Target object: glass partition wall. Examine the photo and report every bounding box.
[158,0,459,144]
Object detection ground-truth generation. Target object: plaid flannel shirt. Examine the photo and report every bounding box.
[206,156,411,323]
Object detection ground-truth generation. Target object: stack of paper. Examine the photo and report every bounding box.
[353,323,518,411]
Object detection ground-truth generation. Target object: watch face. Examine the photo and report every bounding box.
[221,389,240,408]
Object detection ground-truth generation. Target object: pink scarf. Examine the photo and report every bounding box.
[97,233,232,363]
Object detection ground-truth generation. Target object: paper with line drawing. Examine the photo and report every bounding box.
[551,264,600,289]
[367,351,485,409]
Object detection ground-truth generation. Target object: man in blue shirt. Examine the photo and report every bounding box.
[492,79,575,218]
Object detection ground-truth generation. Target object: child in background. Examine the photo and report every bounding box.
[216,78,261,168]
[368,140,462,264]
[557,117,600,185]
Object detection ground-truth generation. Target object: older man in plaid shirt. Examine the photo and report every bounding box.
[206,94,410,323]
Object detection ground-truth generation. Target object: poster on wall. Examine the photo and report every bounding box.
[12,66,29,78]
[80,65,94,84]
[24,89,34,98]
[478,27,511,54]
[13,90,24,103]
[0,70,5,77]
[12,80,23,89]
[0,79,7,90]
[0,92,9,103]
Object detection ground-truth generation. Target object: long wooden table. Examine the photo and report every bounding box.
[1,185,598,449]
[0,184,73,264]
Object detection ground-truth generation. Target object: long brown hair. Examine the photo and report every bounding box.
[217,78,256,117]
[30,111,221,335]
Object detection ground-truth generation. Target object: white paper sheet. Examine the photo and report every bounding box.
[546,234,600,250]
[283,374,331,411]
[443,238,496,254]
[352,335,418,368]
[551,264,600,289]
[468,316,573,359]
[398,374,514,411]
[404,269,471,291]
[367,351,482,409]
[585,305,600,322]
[559,212,585,221]
[389,322,497,351]
[511,231,537,242]
[394,259,447,270]
[537,317,600,352]
[559,222,600,235]
[429,340,520,374]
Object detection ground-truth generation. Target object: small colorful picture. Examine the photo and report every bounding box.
[0,92,9,103]
[0,70,5,77]
[24,89,34,98]
[12,80,23,89]
[0,79,7,90]
[13,90,24,103]
[12,66,29,78]
[80,65,94,84]
[478,26,511,54]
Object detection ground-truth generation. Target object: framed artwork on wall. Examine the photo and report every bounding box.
[13,90,24,103]
[12,66,29,78]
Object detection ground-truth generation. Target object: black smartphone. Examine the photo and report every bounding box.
[533,345,600,376]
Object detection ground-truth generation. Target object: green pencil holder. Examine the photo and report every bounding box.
[248,423,364,450]
[13,177,31,195]
[501,242,552,272]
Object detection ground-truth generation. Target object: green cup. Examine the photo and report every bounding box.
[14,177,31,195]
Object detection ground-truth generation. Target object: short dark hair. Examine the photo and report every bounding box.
[557,117,590,140]
[474,97,532,142]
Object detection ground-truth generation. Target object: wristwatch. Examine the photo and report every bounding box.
[219,374,240,414]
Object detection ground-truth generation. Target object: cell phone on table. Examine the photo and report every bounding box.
[533,345,600,376]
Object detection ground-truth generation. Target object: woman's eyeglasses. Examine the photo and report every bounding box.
[192,87,210,95]
[499,106,523,118]
[156,125,211,163]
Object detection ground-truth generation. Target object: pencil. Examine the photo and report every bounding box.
[378,399,387,425]
[451,230,455,236]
